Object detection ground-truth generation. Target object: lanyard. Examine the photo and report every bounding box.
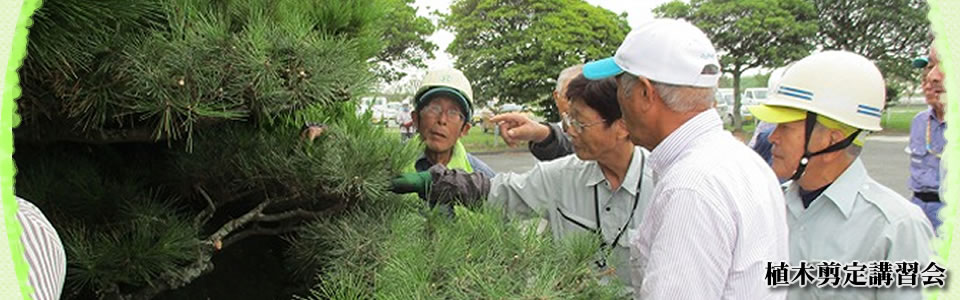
[593,152,645,269]
[927,117,943,158]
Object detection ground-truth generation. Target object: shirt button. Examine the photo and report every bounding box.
[605,207,611,212]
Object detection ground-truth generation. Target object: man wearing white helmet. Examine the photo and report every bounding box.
[403,68,495,180]
[583,19,789,299]
[748,51,934,299]
[748,67,789,166]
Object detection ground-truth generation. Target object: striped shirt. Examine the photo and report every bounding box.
[628,110,789,299]
[16,197,65,300]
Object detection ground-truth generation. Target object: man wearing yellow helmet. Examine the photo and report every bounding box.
[749,50,934,299]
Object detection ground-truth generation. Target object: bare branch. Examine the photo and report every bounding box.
[209,199,273,242]
[193,185,217,226]
[257,208,326,223]
[222,225,299,248]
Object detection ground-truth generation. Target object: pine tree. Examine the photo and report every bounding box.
[290,203,629,299]
[16,0,628,298]
[14,0,428,298]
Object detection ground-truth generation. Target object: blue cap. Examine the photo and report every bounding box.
[912,56,929,69]
[416,87,472,121]
[583,57,625,80]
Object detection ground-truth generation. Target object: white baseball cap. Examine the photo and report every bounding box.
[583,19,721,88]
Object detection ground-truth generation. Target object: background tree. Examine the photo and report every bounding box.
[442,0,630,121]
[14,0,427,298]
[373,0,439,83]
[812,0,930,105]
[655,0,818,131]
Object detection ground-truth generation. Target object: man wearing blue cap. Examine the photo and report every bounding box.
[405,68,495,175]
[302,68,494,200]
[582,19,788,299]
[392,68,495,202]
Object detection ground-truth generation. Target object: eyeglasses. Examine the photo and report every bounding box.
[420,105,464,122]
[563,114,605,133]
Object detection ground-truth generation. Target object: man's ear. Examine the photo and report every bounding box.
[614,119,630,141]
[820,128,850,162]
[620,77,656,119]
[459,122,472,137]
[636,77,658,107]
[553,91,569,114]
[411,111,419,125]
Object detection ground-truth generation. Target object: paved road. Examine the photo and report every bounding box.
[475,135,914,199]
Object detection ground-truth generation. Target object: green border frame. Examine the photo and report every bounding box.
[0,0,41,299]
[928,1,958,299]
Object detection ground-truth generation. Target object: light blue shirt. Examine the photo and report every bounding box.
[488,146,654,293]
[786,158,935,300]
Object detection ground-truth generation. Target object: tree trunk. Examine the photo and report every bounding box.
[732,71,744,132]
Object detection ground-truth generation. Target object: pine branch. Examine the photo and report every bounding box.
[257,208,326,223]
[16,127,167,144]
[192,184,217,227]
[208,198,273,242]
[222,225,299,248]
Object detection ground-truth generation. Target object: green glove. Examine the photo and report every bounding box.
[390,171,432,195]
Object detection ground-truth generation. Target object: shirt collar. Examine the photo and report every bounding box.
[414,141,463,170]
[583,147,647,196]
[584,162,606,187]
[649,110,723,172]
[787,158,867,219]
[927,107,946,125]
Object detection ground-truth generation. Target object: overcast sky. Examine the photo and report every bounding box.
[389,0,678,90]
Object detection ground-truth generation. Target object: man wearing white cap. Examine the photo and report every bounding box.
[582,19,789,299]
[749,50,934,300]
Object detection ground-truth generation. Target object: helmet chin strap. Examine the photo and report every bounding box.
[790,112,863,181]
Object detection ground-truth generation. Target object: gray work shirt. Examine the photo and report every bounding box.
[786,158,935,300]
[487,146,654,292]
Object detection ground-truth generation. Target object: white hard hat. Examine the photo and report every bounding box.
[766,66,789,95]
[750,51,885,131]
[414,68,475,120]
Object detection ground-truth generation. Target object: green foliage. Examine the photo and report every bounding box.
[173,106,421,208]
[294,204,627,299]
[18,0,434,149]
[718,73,772,89]
[63,193,200,297]
[15,0,434,298]
[443,0,629,121]
[812,0,930,105]
[655,0,818,130]
[374,0,439,83]
[813,0,929,82]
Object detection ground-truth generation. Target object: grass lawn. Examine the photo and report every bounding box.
[459,126,518,153]
[722,104,925,139]
[881,105,926,134]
